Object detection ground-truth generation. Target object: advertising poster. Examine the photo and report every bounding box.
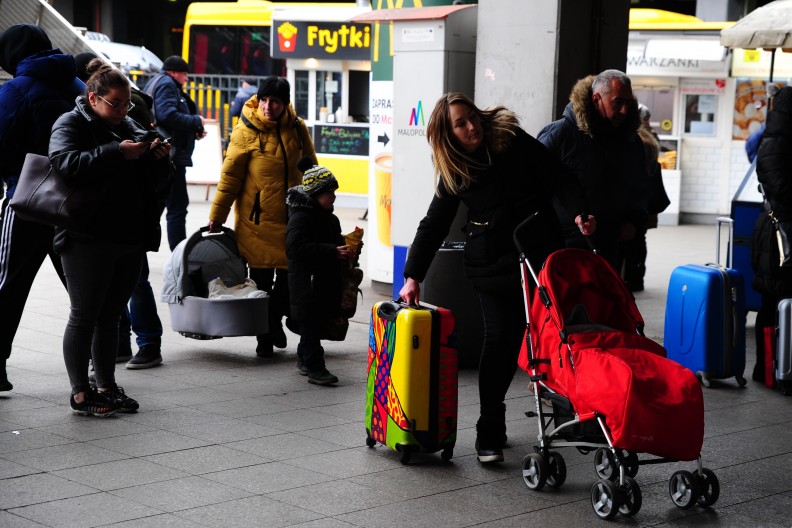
[367,79,394,283]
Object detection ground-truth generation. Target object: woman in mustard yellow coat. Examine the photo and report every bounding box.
[209,77,317,356]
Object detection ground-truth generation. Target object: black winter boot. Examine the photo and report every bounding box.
[475,417,506,463]
[0,360,13,391]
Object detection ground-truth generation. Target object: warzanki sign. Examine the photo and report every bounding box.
[272,20,371,60]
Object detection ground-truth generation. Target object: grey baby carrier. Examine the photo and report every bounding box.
[161,226,269,339]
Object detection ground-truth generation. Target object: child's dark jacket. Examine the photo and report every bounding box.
[285,187,345,322]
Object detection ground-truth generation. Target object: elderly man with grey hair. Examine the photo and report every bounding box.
[538,69,648,273]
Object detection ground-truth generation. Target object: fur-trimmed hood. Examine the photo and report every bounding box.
[567,75,641,138]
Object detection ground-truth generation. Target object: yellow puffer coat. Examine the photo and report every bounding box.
[209,97,316,268]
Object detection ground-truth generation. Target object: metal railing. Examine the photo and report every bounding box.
[135,74,250,140]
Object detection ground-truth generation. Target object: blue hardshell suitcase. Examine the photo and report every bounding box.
[664,218,748,388]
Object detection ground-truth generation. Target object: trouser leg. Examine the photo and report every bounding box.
[166,164,189,251]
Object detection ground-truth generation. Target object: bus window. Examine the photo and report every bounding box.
[189,26,285,76]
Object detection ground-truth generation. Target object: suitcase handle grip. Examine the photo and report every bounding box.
[377,301,403,322]
[716,216,734,268]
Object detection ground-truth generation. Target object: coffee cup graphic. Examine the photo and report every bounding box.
[374,153,392,246]
[277,22,297,53]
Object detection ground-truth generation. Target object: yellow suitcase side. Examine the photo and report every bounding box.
[390,308,432,431]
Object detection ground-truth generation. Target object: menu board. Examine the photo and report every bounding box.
[313,125,369,157]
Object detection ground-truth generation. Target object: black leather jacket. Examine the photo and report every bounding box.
[48,95,172,250]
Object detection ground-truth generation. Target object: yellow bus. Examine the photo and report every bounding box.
[183,1,356,77]
[182,0,372,201]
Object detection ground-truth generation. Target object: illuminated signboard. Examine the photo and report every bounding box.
[272,20,371,60]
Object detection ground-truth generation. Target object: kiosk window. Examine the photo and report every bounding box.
[316,71,342,121]
[684,94,717,136]
[294,70,310,120]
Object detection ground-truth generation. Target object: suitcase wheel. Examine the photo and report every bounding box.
[441,447,453,462]
[780,381,792,396]
[397,445,412,465]
[365,435,376,448]
[735,375,747,388]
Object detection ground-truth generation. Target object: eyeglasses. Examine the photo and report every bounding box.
[97,95,135,113]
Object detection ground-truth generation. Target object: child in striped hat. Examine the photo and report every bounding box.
[284,158,359,385]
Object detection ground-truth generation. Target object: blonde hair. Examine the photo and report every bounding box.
[426,92,519,195]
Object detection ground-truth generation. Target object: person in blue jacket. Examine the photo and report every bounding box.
[0,24,84,392]
[746,84,779,164]
[229,77,259,120]
[144,56,206,252]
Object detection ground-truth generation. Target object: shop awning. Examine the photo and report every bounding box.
[644,38,727,62]
[720,0,792,49]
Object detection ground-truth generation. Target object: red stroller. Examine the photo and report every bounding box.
[514,217,719,520]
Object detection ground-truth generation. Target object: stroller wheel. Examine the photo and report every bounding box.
[618,476,642,517]
[620,450,639,478]
[521,453,548,491]
[669,470,700,509]
[695,468,720,507]
[594,448,617,481]
[546,452,567,488]
[591,478,622,520]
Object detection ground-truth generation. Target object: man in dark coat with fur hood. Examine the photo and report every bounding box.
[538,69,648,269]
[0,24,84,391]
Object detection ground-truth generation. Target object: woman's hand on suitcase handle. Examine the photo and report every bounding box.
[207,220,222,233]
[576,213,596,236]
[400,277,420,306]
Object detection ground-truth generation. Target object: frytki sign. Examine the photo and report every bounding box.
[272,20,371,60]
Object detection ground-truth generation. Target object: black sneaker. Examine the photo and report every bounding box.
[475,439,504,463]
[70,388,119,417]
[307,368,338,386]
[100,385,139,413]
[296,360,309,376]
[126,346,162,370]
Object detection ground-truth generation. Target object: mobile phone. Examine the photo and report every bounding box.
[140,130,160,142]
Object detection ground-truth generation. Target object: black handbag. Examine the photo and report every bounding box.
[9,153,101,230]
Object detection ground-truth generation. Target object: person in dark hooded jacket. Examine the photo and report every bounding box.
[0,24,84,392]
[285,159,357,386]
[538,69,648,269]
[752,85,792,384]
[49,59,172,416]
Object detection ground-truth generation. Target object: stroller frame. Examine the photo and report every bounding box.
[513,214,719,521]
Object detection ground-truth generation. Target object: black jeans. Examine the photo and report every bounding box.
[297,318,325,371]
[0,202,66,361]
[166,164,188,251]
[475,274,526,435]
[118,255,163,350]
[60,238,143,394]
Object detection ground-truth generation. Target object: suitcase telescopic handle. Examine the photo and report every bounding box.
[715,216,734,268]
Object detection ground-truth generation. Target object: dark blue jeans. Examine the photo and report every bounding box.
[118,255,162,350]
[166,164,189,251]
[60,238,143,394]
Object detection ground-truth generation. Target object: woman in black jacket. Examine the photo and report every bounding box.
[49,59,172,416]
[400,92,595,463]
[753,85,792,384]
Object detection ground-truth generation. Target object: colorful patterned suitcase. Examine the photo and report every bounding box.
[365,301,457,464]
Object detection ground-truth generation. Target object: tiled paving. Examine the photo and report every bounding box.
[1,186,789,527]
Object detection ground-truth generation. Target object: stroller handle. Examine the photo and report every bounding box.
[513,211,540,256]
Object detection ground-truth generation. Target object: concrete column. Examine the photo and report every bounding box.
[475,0,630,133]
